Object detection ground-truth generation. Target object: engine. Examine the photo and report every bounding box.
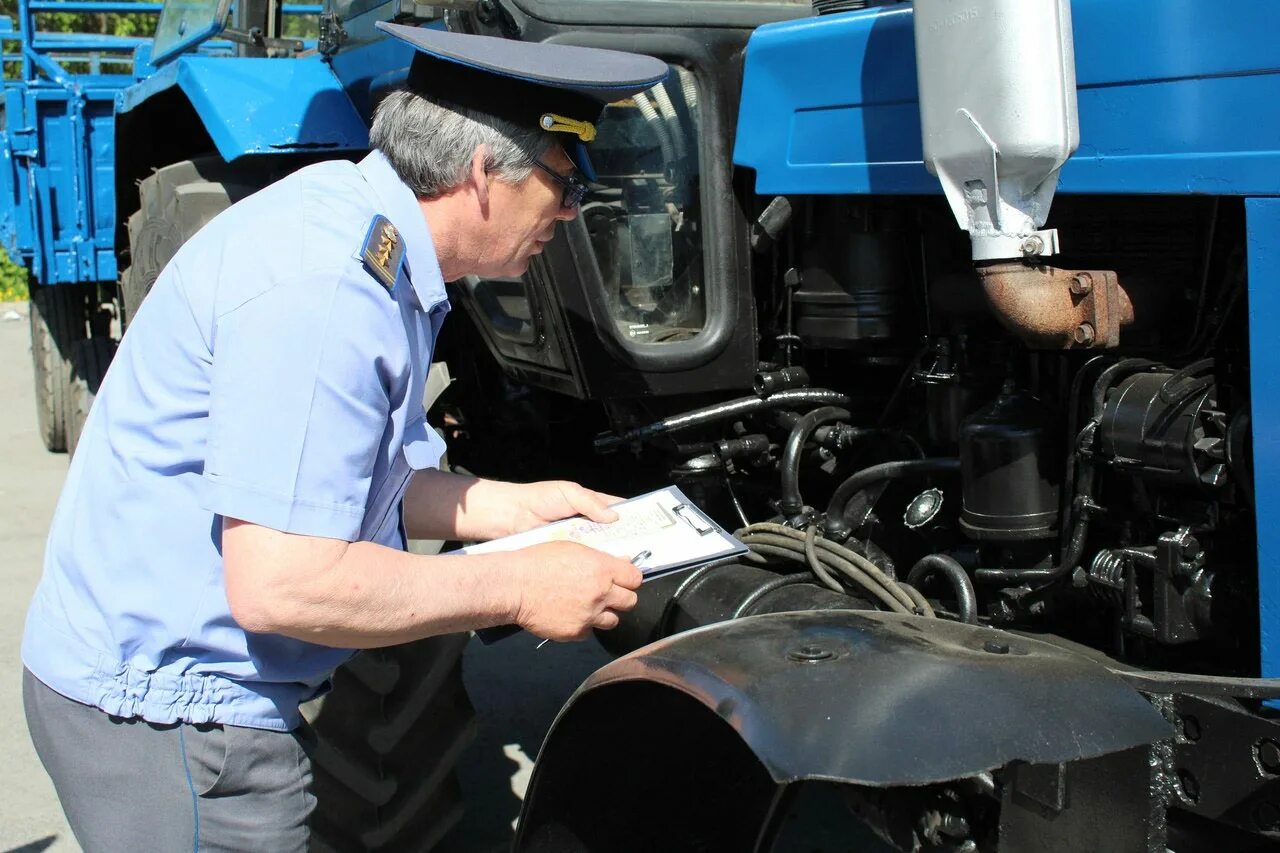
[572,0,1257,681]
[585,190,1253,676]
[433,1,1278,849]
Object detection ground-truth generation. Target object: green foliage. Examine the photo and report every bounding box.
[2,0,159,79]
[0,248,29,303]
[0,0,158,38]
[1,0,317,79]
[283,13,319,39]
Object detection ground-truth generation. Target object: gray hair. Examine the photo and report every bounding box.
[369,89,555,198]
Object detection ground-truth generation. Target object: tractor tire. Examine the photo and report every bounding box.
[123,157,477,851]
[121,158,261,324]
[28,282,88,453]
[67,336,117,457]
[306,635,477,852]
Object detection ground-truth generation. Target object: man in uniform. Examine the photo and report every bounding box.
[21,24,668,850]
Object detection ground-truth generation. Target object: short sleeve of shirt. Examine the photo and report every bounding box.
[202,269,402,540]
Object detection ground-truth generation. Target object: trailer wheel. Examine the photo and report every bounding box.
[67,336,117,457]
[28,282,88,453]
[124,157,476,850]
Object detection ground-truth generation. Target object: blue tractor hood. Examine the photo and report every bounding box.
[733,0,1280,197]
[117,54,371,161]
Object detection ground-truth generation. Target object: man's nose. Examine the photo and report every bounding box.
[556,204,579,222]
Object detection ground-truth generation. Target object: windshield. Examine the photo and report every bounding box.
[585,66,706,344]
[462,61,710,350]
[152,0,230,65]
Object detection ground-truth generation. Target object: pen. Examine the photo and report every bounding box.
[537,550,654,650]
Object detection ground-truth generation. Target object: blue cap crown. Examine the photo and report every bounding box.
[376,22,669,179]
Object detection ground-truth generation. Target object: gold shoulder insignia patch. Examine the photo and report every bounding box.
[360,215,404,291]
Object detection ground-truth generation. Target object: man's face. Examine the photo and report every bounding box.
[479,145,580,278]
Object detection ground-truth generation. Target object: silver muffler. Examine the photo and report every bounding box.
[913,0,1079,263]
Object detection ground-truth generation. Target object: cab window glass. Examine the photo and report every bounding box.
[152,0,226,61]
[585,64,704,345]
[464,276,537,344]
[333,0,396,20]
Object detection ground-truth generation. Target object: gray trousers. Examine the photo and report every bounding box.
[23,668,315,852]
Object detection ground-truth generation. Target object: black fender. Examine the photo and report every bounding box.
[514,610,1172,852]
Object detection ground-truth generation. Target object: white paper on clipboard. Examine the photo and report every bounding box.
[453,485,747,581]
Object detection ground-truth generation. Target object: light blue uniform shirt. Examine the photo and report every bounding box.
[22,152,449,731]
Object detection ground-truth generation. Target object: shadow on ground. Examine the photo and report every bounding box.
[4,836,59,853]
[436,632,612,852]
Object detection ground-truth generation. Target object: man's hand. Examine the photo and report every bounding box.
[403,469,622,542]
[497,480,622,538]
[510,541,643,641]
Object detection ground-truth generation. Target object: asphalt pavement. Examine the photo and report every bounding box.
[0,301,76,853]
[0,300,611,853]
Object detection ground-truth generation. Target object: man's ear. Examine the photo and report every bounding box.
[470,145,490,214]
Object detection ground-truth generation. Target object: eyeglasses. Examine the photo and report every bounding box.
[531,159,589,209]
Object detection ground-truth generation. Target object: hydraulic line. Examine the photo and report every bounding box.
[906,554,978,624]
[801,527,850,594]
[900,583,932,618]
[738,523,934,617]
[778,406,851,516]
[744,536,909,615]
[594,389,852,451]
[824,458,961,541]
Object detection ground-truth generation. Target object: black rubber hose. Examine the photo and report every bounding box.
[732,573,814,619]
[824,459,961,540]
[906,554,978,624]
[595,389,852,452]
[1091,358,1158,420]
[974,442,1094,584]
[1159,358,1214,403]
[1058,355,1109,543]
[779,406,851,516]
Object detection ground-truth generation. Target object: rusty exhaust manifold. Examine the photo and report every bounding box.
[977,263,1135,349]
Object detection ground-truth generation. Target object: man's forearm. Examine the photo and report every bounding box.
[402,468,517,541]
[223,518,642,648]
[227,531,520,648]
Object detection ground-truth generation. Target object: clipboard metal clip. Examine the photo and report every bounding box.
[673,503,715,536]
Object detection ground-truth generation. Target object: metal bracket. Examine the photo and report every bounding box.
[219,26,303,53]
[317,13,346,57]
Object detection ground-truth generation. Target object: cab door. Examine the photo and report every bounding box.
[447,0,808,399]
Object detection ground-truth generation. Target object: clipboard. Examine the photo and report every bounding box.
[462,486,747,644]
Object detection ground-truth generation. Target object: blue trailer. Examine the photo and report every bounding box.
[9,0,1280,848]
[3,0,362,454]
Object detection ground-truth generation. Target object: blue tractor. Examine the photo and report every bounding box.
[7,0,1280,848]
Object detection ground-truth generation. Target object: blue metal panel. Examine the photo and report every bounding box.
[86,89,117,281]
[327,7,429,121]
[734,0,1280,197]
[1249,199,1280,684]
[1,85,35,274]
[16,86,121,285]
[117,55,370,161]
